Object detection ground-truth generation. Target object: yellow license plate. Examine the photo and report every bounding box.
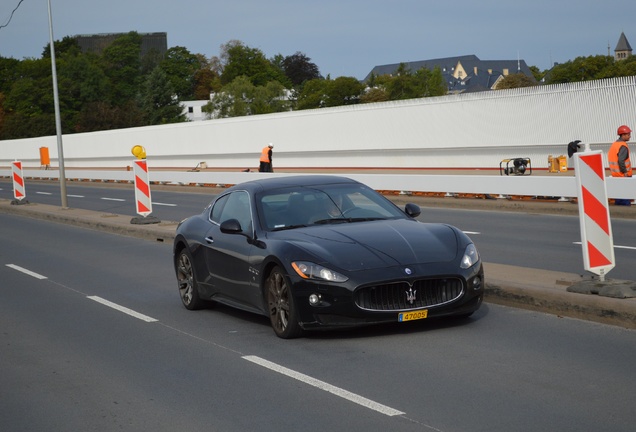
[398,309,428,322]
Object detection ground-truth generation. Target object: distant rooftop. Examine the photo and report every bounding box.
[74,32,168,57]
[365,54,535,94]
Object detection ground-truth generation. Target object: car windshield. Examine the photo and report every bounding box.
[258,184,407,231]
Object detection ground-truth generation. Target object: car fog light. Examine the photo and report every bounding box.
[472,276,482,290]
[309,293,321,305]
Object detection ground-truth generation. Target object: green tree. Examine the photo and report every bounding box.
[220,41,289,87]
[42,35,82,58]
[599,55,636,78]
[204,75,290,118]
[1,58,57,138]
[324,76,365,107]
[100,32,142,104]
[529,65,544,82]
[545,55,614,84]
[282,52,322,87]
[75,100,143,132]
[0,92,5,136]
[140,67,187,125]
[424,66,448,97]
[0,56,21,94]
[385,63,420,100]
[4,58,52,117]
[205,75,253,118]
[56,52,109,132]
[160,46,201,100]
[141,48,164,76]
[251,81,290,115]
[191,54,221,100]
[360,87,389,104]
[363,64,447,103]
[296,78,327,110]
[495,73,537,90]
[193,68,221,100]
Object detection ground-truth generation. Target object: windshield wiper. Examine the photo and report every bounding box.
[271,224,308,231]
[313,218,349,225]
[313,217,385,225]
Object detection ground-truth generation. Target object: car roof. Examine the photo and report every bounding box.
[228,175,360,193]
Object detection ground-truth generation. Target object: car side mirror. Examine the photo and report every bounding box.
[220,218,243,234]
[404,203,421,218]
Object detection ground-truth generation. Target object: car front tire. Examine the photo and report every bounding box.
[266,266,303,339]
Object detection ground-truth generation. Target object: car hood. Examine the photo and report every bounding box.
[272,219,460,271]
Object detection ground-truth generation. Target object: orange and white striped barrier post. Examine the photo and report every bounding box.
[574,148,615,281]
[11,160,29,205]
[130,146,160,225]
[133,159,153,216]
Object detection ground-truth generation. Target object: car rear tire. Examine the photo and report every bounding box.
[176,248,205,310]
[266,266,303,339]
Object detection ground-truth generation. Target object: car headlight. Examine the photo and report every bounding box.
[291,261,348,282]
[460,244,480,269]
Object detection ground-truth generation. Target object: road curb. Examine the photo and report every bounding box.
[485,282,636,329]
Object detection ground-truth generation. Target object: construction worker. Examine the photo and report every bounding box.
[608,125,633,205]
[259,143,274,172]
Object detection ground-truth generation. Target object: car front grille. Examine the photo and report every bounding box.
[354,278,464,311]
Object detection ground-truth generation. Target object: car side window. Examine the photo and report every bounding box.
[218,191,252,233]
[210,194,229,224]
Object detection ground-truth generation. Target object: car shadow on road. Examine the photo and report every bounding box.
[304,305,490,340]
[195,300,490,340]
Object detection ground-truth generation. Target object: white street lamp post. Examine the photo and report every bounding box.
[47,0,68,208]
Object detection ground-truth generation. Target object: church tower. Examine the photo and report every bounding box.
[614,32,632,61]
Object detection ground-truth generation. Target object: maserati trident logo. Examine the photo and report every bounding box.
[406,287,417,305]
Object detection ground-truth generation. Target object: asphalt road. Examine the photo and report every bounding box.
[1,212,635,431]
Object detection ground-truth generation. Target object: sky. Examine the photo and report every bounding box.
[0,0,634,80]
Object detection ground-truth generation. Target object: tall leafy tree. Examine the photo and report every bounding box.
[495,73,537,90]
[192,66,221,100]
[206,75,253,118]
[160,46,201,100]
[282,52,322,87]
[140,67,186,125]
[141,48,164,76]
[360,87,390,104]
[251,81,290,115]
[100,32,142,104]
[1,58,57,138]
[296,78,327,110]
[385,63,420,100]
[421,66,447,97]
[599,55,636,78]
[0,56,21,94]
[220,41,289,87]
[529,65,544,82]
[545,55,615,84]
[191,54,221,100]
[324,77,365,107]
[76,100,144,132]
[205,75,289,118]
[56,52,109,132]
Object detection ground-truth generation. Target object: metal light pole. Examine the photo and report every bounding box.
[47,0,68,208]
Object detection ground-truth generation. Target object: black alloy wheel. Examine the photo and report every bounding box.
[176,249,205,310]
[267,266,303,339]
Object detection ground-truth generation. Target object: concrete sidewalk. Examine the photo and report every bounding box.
[1,196,635,330]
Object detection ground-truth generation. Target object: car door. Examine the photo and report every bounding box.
[203,190,257,308]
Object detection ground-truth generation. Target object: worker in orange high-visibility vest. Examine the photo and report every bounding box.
[259,143,274,172]
[608,125,633,206]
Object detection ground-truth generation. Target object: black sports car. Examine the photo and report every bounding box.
[173,175,484,338]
